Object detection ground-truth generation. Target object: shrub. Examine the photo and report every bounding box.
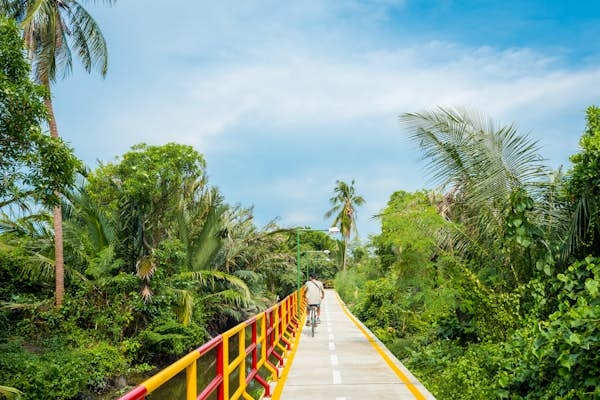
[498,257,600,399]
[0,339,126,399]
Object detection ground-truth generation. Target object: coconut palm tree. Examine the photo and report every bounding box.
[400,107,552,286]
[0,0,114,306]
[325,180,365,271]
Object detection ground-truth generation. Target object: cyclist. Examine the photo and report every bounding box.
[304,273,325,325]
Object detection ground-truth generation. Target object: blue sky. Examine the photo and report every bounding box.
[52,0,600,238]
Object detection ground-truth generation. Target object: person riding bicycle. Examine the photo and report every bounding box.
[304,273,324,325]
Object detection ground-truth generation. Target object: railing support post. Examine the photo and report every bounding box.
[186,362,197,400]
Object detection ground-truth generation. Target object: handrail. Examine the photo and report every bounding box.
[118,290,304,400]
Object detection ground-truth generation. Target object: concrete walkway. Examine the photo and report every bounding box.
[276,290,435,400]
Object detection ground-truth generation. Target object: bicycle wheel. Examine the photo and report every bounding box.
[311,308,316,337]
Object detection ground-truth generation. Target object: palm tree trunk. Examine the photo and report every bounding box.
[42,79,65,307]
[342,238,348,271]
[53,203,64,307]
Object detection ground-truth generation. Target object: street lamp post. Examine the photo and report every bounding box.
[296,227,340,316]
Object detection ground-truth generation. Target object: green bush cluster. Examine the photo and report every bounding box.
[496,257,600,399]
[337,254,600,400]
[0,337,126,400]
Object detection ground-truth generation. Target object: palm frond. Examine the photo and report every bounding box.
[179,270,251,299]
[136,255,156,281]
[233,269,260,284]
[12,0,112,82]
[186,197,226,271]
[1,299,47,311]
[201,289,250,309]
[65,2,108,76]
[401,107,547,196]
[0,385,23,399]
[172,289,194,326]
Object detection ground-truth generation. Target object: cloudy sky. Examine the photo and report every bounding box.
[52,0,600,238]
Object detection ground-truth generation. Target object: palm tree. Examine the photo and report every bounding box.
[400,107,551,286]
[1,0,114,306]
[325,180,365,271]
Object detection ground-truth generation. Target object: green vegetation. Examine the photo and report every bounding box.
[336,107,600,400]
[0,13,309,399]
[0,16,79,208]
[1,0,115,307]
[0,140,308,398]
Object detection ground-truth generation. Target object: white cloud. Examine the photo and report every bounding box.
[281,209,323,227]
[157,43,600,144]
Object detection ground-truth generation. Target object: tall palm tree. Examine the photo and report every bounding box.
[325,180,365,271]
[1,0,114,306]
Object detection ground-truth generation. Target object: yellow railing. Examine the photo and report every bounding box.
[118,290,303,400]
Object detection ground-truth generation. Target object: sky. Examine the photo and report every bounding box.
[52,0,600,239]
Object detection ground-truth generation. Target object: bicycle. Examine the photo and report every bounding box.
[307,304,318,337]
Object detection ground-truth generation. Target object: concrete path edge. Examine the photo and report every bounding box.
[333,292,436,400]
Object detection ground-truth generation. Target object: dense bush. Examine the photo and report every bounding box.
[0,337,126,400]
[497,257,600,399]
[406,340,504,400]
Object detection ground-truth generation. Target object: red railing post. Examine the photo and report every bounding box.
[217,340,224,400]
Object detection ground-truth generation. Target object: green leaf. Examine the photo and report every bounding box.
[567,333,581,345]
[558,353,577,370]
[585,278,599,296]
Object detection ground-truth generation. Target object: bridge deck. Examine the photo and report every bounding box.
[273,289,435,400]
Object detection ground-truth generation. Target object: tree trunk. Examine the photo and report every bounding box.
[42,79,64,307]
[342,238,348,271]
[53,204,64,306]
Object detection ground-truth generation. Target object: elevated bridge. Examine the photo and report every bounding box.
[118,289,435,400]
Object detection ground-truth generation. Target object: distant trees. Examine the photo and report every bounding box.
[325,179,364,271]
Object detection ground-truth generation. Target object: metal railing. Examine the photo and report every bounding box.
[118,290,303,400]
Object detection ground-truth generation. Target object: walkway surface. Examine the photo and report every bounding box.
[276,289,435,400]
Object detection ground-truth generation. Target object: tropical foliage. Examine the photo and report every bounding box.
[336,106,600,400]
[1,0,114,307]
[0,16,79,208]
[0,142,299,399]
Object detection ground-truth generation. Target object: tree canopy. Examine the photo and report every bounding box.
[0,16,79,207]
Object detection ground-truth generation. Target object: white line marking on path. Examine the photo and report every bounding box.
[329,342,336,350]
[333,370,342,384]
[330,354,339,366]
[335,398,347,400]
[328,334,335,341]
[327,326,332,333]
